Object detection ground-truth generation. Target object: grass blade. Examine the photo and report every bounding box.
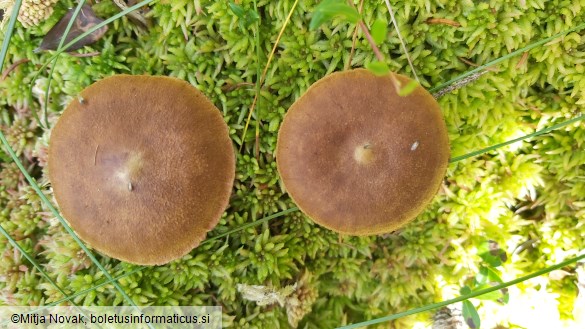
[28,0,155,129]
[41,1,88,128]
[430,22,585,94]
[204,207,299,244]
[239,0,300,154]
[449,114,585,163]
[337,253,585,328]
[0,225,74,304]
[0,131,139,309]
[0,0,22,73]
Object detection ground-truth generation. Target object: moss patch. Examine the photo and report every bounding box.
[1,0,585,327]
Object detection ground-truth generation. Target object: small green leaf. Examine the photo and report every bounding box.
[0,150,9,163]
[309,0,361,30]
[397,80,419,96]
[472,283,506,302]
[371,18,388,45]
[268,118,280,132]
[475,266,489,285]
[228,1,245,18]
[228,1,259,31]
[365,61,390,76]
[460,285,472,295]
[478,240,507,267]
[248,10,260,25]
[462,300,481,329]
[475,266,503,286]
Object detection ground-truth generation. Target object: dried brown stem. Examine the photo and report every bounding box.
[358,22,384,62]
[1,59,30,81]
[68,51,101,58]
[345,0,365,70]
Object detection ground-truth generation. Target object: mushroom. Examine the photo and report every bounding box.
[48,75,235,265]
[276,69,449,235]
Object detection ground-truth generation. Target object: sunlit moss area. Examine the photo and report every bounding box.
[1,0,585,328]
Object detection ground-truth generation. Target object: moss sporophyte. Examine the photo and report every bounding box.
[1,0,585,328]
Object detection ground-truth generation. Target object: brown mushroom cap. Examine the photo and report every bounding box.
[48,75,235,265]
[276,69,449,235]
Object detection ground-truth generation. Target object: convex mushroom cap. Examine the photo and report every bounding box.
[276,69,449,235]
[48,75,235,265]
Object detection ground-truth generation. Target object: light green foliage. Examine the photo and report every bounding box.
[309,0,360,30]
[1,0,585,328]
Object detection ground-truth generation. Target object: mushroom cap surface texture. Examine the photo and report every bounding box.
[276,69,449,235]
[48,75,235,265]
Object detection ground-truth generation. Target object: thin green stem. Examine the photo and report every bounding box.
[204,207,299,245]
[18,207,299,306]
[37,266,145,307]
[449,114,585,163]
[383,0,419,82]
[0,225,74,304]
[42,1,88,129]
[338,253,585,328]
[28,0,155,127]
[0,130,138,309]
[430,21,585,94]
[0,1,41,127]
[358,21,384,62]
[253,0,262,160]
[0,0,22,73]
[0,0,81,312]
[239,0,299,153]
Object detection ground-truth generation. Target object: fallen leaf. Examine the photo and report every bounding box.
[37,5,108,52]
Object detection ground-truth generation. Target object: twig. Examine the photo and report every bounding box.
[346,1,402,91]
[221,82,255,92]
[358,21,384,61]
[345,0,364,70]
[0,58,30,81]
[345,0,383,62]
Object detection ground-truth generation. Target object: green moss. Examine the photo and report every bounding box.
[1,0,585,327]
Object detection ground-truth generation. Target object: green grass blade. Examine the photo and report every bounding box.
[39,266,145,308]
[0,0,45,127]
[31,207,298,305]
[383,0,418,82]
[28,0,155,128]
[0,227,103,329]
[449,114,585,163]
[0,2,153,325]
[337,253,585,328]
[204,207,299,245]
[0,131,139,308]
[0,224,74,304]
[429,21,585,94]
[253,0,261,158]
[0,0,22,73]
[48,0,153,61]
[0,0,80,307]
[42,1,88,128]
